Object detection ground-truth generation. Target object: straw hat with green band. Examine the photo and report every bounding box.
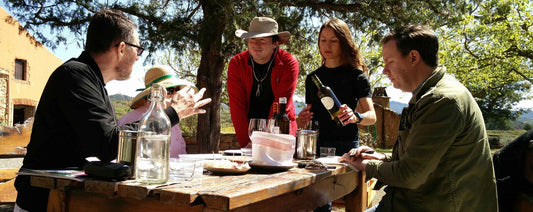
[130,66,198,109]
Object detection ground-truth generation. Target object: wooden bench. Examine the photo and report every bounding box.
[0,168,18,202]
[0,126,31,203]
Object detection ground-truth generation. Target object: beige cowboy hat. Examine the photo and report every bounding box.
[235,17,291,44]
[130,66,198,109]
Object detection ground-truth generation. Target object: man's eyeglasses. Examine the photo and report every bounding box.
[115,41,144,56]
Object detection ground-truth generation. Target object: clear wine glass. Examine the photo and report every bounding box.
[245,118,270,157]
[247,118,271,138]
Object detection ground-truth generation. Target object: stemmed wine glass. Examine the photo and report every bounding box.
[247,118,272,138]
[244,118,271,156]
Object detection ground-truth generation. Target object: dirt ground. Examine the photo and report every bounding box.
[0,203,14,212]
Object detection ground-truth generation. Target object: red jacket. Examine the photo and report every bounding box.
[227,48,299,147]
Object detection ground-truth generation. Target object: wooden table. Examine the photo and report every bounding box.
[31,163,367,212]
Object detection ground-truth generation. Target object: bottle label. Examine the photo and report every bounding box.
[320,97,334,110]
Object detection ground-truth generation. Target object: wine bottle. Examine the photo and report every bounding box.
[274,97,291,134]
[311,75,345,126]
[135,83,171,184]
[270,102,280,133]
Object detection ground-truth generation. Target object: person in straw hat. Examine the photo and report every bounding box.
[227,16,299,148]
[119,66,197,158]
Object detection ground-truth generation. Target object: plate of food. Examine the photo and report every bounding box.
[203,159,251,174]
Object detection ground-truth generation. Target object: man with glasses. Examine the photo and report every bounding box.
[116,41,145,56]
[14,9,211,211]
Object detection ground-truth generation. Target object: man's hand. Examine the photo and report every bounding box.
[169,86,212,119]
[339,146,386,171]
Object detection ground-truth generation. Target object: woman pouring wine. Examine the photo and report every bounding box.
[296,18,376,157]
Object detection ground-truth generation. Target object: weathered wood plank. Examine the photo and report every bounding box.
[0,168,18,182]
[83,179,120,197]
[0,178,16,202]
[29,176,82,190]
[157,168,350,211]
[35,163,365,212]
[345,171,367,212]
[48,189,205,212]
[229,169,359,212]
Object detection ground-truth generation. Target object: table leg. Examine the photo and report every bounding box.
[47,189,66,212]
[344,171,367,212]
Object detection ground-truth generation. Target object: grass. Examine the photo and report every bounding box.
[375,148,393,153]
[487,129,526,147]
[373,130,527,155]
[221,126,235,133]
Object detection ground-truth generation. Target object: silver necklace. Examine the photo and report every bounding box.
[251,52,275,97]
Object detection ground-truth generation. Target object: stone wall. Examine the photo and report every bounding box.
[374,104,400,148]
[185,133,240,153]
[0,70,9,125]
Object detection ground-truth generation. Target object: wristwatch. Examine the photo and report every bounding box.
[354,112,364,124]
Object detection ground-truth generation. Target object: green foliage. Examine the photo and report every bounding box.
[486,118,515,130]
[220,104,234,133]
[179,115,198,137]
[110,94,133,120]
[524,122,532,131]
[438,0,533,123]
[487,129,526,146]
[3,0,532,142]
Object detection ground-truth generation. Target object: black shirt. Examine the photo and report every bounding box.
[305,65,371,144]
[248,56,275,119]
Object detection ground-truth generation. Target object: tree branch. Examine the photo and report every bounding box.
[263,0,364,12]
[510,68,533,84]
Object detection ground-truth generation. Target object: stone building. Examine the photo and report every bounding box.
[0,6,62,126]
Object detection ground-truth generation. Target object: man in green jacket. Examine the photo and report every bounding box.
[340,25,498,211]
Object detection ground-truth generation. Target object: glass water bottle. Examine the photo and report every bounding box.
[135,83,171,184]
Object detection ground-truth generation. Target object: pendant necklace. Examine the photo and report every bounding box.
[251,52,275,97]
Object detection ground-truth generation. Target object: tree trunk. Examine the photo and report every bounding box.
[195,0,230,153]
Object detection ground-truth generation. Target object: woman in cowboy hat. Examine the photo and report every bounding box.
[119,66,197,157]
[227,16,299,148]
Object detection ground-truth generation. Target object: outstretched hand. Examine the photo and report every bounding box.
[296,105,313,129]
[169,86,212,119]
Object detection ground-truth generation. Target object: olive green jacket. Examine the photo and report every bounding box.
[366,67,498,211]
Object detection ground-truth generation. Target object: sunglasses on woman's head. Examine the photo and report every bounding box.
[166,86,179,95]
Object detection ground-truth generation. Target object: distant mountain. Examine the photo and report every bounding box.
[295,101,306,114]
[519,110,533,120]
[110,94,132,101]
[294,100,408,114]
[390,101,408,114]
